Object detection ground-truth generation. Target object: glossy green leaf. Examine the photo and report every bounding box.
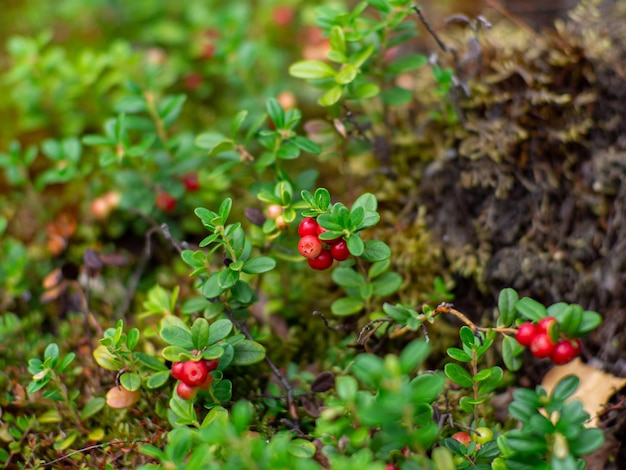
[146,371,170,389]
[331,297,365,316]
[399,339,430,374]
[444,363,473,388]
[551,375,579,402]
[208,319,233,345]
[516,297,547,321]
[502,335,525,371]
[347,234,365,256]
[289,60,336,79]
[242,256,276,274]
[231,340,265,365]
[120,372,141,391]
[498,288,519,326]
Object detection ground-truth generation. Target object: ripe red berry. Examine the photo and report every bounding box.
[451,431,472,447]
[530,333,556,358]
[307,249,333,270]
[298,234,323,259]
[298,217,319,237]
[176,381,198,400]
[198,373,214,390]
[515,322,538,347]
[156,191,177,212]
[203,358,219,372]
[537,316,557,334]
[551,338,581,365]
[330,240,350,261]
[171,362,185,381]
[182,173,200,192]
[181,360,208,386]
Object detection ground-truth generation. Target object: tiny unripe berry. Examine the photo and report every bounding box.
[176,381,198,400]
[267,204,283,219]
[298,234,323,259]
[307,249,333,270]
[298,217,319,237]
[473,427,494,445]
[275,215,288,230]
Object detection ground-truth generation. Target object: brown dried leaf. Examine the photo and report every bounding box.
[311,371,335,393]
[542,358,626,427]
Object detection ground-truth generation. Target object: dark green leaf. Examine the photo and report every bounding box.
[191,318,210,350]
[371,272,402,297]
[447,347,472,362]
[266,98,285,128]
[232,340,266,365]
[444,363,473,388]
[135,353,168,371]
[208,319,233,345]
[498,288,519,326]
[399,339,430,374]
[387,54,427,74]
[502,336,525,371]
[515,297,547,321]
[551,375,579,402]
[332,267,365,288]
[242,256,276,274]
[202,274,225,299]
[347,234,365,256]
[360,240,391,262]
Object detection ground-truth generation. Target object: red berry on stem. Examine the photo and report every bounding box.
[198,373,214,390]
[515,322,538,347]
[203,358,219,372]
[176,381,198,400]
[298,234,323,259]
[182,172,200,192]
[156,191,177,212]
[451,431,472,447]
[530,333,556,358]
[537,316,557,334]
[330,239,350,261]
[308,249,333,270]
[551,338,581,365]
[171,362,185,381]
[298,217,319,237]
[181,360,208,386]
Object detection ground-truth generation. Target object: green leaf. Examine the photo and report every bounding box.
[350,44,375,68]
[81,397,105,420]
[551,375,579,402]
[289,439,317,459]
[332,267,365,288]
[231,110,248,137]
[387,53,427,74]
[335,64,357,85]
[515,297,547,321]
[502,336,525,371]
[447,347,472,362]
[232,340,265,365]
[126,328,140,351]
[329,26,346,56]
[191,318,210,350]
[202,274,225,299]
[444,363,473,388]
[242,256,276,274]
[371,272,402,297]
[266,98,285,128]
[352,82,380,99]
[291,136,321,155]
[411,374,445,403]
[319,85,344,106]
[160,325,194,350]
[568,428,605,456]
[478,366,503,394]
[380,87,413,106]
[498,288,519,326]
[289,60,336,79]
[218,198,232,223]
[360,240,391,262]
[367,0,392,13]
[44,343,60,366]
[347,234,365,256]
[331,297,365,316]
[577,310,602,335]
[146,371,170,389]
[120,372,142,391]
[336,376,358,401]
[195,132,234,154]
[208,319,233,345]
[400,339,430,374]
[217,268,239,289]
[169,395,197,424]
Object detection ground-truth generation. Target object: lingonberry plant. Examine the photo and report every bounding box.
[2,0,618,468]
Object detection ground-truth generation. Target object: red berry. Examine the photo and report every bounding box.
[551,338,581,365]
[385,464,400,470]
[515,322,538,348]
[171,362,185,381]
[298,234,323,259]
[537,316,557,334]
[307,249,333,270]
[156,191,177,212]
[298,217,319,237]
[182,173,200,192]
[198,373,214,390]
[181,360,208,386]
[176,381,198,400]
[530,333,556,358]
[330,240,350,261]
[451,431,472,447]
[203,358,219,372]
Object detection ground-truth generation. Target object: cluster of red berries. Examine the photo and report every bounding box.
[171,358,219,400]
[515,317,581,365]
[297,217,350,270]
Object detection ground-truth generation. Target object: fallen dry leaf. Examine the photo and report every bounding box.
[106,386,140,409]
[542,358,626,427]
